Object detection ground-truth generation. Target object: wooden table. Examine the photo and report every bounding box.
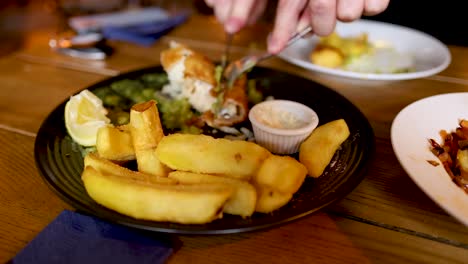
[1,8,468,263]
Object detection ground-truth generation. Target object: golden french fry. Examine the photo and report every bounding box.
[84,153,177,185]
[156,134,271,180]
[168,171,256,217]
[82,166,233,224]
[299,119,350,178]
[96,125,135,161]
[134,148,172,177]
[254,155,307,194]
[254,185,293,213]
[310,45,344,68]
[129,100,171,176]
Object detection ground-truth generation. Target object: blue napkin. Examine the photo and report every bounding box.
[10,210,174,264]
[101,11,190,46]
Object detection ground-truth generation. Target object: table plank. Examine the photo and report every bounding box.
[0,55,105,133]
[15,30,165,75]
[0,129,70,263]
[330,138,468,245]
[170,213,468,264]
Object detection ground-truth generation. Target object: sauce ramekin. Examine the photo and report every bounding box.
[248,100,319,154]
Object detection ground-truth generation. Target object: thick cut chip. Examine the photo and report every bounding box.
[129,100,171,176]
[96,125,135,161]
[82,166,233,224]
[169,171,256,217]
[310,45,344,68]
[254,155,307,194]
[134,148,172,177]
[299,119,350,178]
[156,134,271,180]
[254,185,293,213]
[84,153,176,185]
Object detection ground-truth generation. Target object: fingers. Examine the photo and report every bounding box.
[208,0,267,34]
[364,0,390,16]
[268,0,307,54]
[204,0,215,7]
[247,0,268,25]
[307,0,337,36]
[225,0,257,33]
[296,7,311,32]
[212,0,234,24]
[337,0,364,22]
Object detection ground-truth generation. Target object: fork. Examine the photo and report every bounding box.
[219,32,234,79]
[224,26,313,87]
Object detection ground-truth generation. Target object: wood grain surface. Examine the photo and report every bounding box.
[0,7,467,264]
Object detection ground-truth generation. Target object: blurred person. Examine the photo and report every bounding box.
[205,0,389,53]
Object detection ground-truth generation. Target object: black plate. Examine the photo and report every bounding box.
[34,66,375,234]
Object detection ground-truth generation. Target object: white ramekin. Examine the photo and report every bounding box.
[248,100,319,154]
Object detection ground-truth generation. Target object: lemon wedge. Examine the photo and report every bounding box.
[65,89,111,146]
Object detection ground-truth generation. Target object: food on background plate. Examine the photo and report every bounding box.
[310,32,414,74]
[310,32,370,69]
[429,119,468,193]
[299,119,350,178]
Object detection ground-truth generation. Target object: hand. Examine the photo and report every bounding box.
[205,0,390,54]
[268,0,390,53]
[204,0,268,33]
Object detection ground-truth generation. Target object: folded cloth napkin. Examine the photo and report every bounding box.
[69,7,190,46]
[101,11,190,46]
[69,7,172,32]
[9,210,174,264]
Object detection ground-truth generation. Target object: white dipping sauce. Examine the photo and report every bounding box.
[253,104,309,129]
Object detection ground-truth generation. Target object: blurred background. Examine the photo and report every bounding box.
[0,0,465,58]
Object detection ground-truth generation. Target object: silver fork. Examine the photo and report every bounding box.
[219,32,234,81]
[224,26,313,87]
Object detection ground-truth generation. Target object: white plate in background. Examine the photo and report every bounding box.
[391,93,468,226]
[278,19,451,81]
